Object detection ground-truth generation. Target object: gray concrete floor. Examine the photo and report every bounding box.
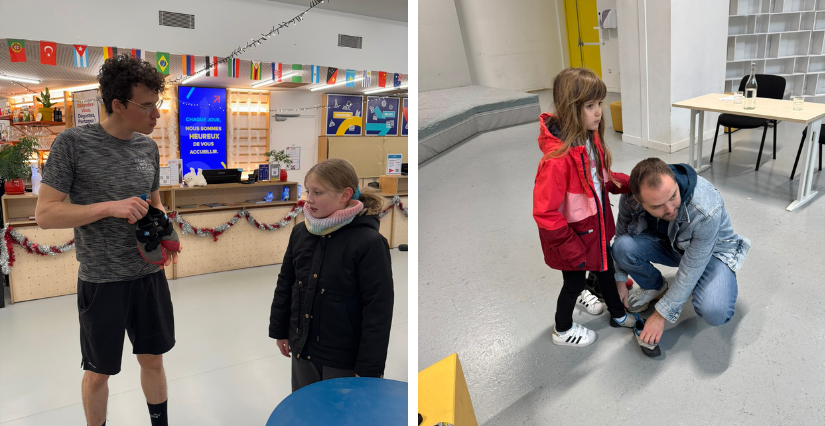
[0,250,407,426]
[419,92,825,425]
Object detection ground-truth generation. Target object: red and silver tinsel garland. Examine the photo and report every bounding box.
[380,195,408,219]
[168,200,306,241]
[0,225,76,274]
[0,197,411,272]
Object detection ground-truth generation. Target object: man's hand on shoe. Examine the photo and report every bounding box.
[109,196,149,224]
[616,281,629,308]
[639,310,665,345]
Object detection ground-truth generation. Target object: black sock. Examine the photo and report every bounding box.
[147,400,168,426]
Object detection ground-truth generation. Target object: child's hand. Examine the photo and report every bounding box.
[616,281,629,308]
[276,339,291,358]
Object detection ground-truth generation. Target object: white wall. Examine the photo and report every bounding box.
[454,0,566,92]
[0,0,407,73]
[597,0,621,92]
[419,0,473,92]
[269,91,325,187]
[617,0,642,142]
[617,0,726,153]
[669,0,727,146]
[646,0,672,145]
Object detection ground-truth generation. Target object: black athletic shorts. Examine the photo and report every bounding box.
[77,270,175,375]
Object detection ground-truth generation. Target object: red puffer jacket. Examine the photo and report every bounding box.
[533,113,630,272]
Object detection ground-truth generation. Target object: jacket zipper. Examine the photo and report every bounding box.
[580,152,606,271]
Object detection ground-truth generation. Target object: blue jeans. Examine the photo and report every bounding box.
[613,233,738,326]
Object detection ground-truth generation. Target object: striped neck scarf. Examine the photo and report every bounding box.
[303,200,364,236]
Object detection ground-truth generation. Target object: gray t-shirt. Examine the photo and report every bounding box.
[41,123,161,283]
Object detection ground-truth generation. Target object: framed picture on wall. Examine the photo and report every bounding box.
[324,94,364,136]
[365,96,400,136]
[401,98,408,136]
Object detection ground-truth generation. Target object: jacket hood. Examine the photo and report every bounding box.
[538,113,565,154]
[348,213,380,231]
[669,163,697,205]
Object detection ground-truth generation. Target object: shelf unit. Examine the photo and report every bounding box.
[726,0,825,100]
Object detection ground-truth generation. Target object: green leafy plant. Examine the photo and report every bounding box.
[0,136,40,180]
[36,87,54,108]
[264,149,293,167]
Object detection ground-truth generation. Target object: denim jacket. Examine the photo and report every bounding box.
[613,172,751,323]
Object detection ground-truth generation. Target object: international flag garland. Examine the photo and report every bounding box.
[73,45,88,68]
[156,52,170,75]
[228,58,240,78]
[291,64,303,83]
[8,39,26,62]
[311,65,320,83]
[40,41,56,66]
[273,63,282,82]
[205,56,218,76]
[103,46,117,60]
[251,61,262,80]
[183,55,196,76]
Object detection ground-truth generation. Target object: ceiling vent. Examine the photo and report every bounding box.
[338,34,363,49]
[159,11,195,29]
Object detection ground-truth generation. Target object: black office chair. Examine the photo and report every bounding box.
[710,74,787,170]
[790,125,824,180]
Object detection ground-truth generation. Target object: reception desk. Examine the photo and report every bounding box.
[2,181,297,304]
[1,181,407,304]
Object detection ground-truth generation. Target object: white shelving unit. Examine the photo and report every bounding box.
[725,0,825,101]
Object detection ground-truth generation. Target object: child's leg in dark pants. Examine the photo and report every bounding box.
[594,246,627,319]
[556,270,587,332]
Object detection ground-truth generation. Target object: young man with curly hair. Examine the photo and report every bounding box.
[35,54,181,426]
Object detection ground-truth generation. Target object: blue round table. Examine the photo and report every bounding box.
[266,377,408,426]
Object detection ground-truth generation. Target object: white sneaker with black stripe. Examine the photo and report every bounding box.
[576,289,605,314]
[552,322,596,347]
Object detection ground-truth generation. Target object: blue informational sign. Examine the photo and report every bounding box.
[325,94,364,136]
[365,96,400,136]
[401,98,408,136]
[178,86,228,172]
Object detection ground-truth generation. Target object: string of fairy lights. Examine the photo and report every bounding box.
[168,0,327,85]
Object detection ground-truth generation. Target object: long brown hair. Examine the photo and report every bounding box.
[544,67,620,187]
[305,158,385,215]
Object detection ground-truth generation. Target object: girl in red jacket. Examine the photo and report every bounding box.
[533,67,633,347]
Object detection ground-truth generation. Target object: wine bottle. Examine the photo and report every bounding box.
[744,62,757,110]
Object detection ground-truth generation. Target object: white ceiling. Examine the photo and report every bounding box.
[266,0,408,22]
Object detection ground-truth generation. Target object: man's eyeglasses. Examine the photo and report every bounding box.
[123,99,164,115]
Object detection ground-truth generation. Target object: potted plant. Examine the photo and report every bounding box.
[264,149,293,182]
[36,87,55,122]
[0,136,40,194]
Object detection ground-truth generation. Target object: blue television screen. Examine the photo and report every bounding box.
[178,86,228,172]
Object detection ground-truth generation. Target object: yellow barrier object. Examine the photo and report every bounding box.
[418,353,478,426]
[610,100,623,133]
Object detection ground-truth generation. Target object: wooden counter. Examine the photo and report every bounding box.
[1,180,408,304]
[2,181,298,304]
